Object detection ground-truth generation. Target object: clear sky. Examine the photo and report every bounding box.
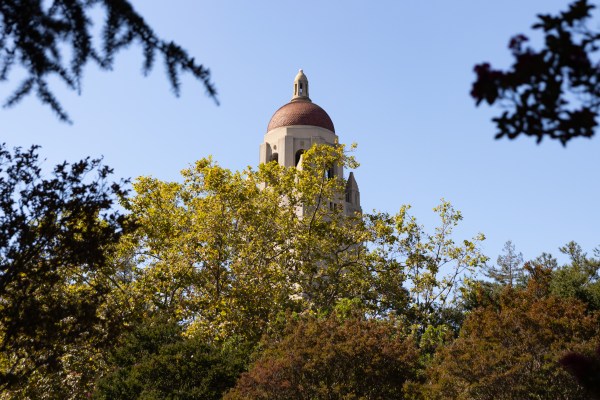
[2,1,598,265]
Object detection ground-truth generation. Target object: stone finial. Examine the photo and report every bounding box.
[291,69,311,102]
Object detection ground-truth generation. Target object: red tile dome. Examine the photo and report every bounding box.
[267,100,335,133]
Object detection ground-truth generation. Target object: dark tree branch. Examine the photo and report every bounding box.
[471,0,600,145]
[0,0,218,123]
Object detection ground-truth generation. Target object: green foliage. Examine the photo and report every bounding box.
[0,143,502,397]
[370,200,488,327]
[457,278,503,312]
[121,144,370,342]
[550,242,600,309]
[94,318,248,400]
[225,314,421,400]
[122,144,487,343]
[0,144,131,394]
[0,1,217,122]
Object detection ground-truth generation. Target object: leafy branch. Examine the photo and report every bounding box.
[0,0,218,122]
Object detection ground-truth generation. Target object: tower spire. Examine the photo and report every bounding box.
[291,69,311,102]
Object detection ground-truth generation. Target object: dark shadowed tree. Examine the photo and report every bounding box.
[560,346,600,400]
[93,318,249,400]
[0,143,131,392]
[0,0,217,122]
[471,0,600,145]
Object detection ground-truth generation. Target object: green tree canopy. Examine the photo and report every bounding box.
[550,241,600,309]
[93,318,248,400]
[0,143,132,394]
[120,144,487,343]
[0,143,491,397]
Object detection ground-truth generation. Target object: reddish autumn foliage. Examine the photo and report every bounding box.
[421,275,600,399]
[224,315,421,400]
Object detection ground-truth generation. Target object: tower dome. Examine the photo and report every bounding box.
[267,101,335,133]
[266,70,335,133]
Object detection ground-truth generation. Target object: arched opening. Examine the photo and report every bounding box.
[270,153,279,163]
[326,165,335,179]
[295,149,305,166]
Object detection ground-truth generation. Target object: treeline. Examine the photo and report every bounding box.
[0,143,598,399]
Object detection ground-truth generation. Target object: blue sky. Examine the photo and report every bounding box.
[2,1,598,265]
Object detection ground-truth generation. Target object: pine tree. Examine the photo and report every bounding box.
[485,240,524,287]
